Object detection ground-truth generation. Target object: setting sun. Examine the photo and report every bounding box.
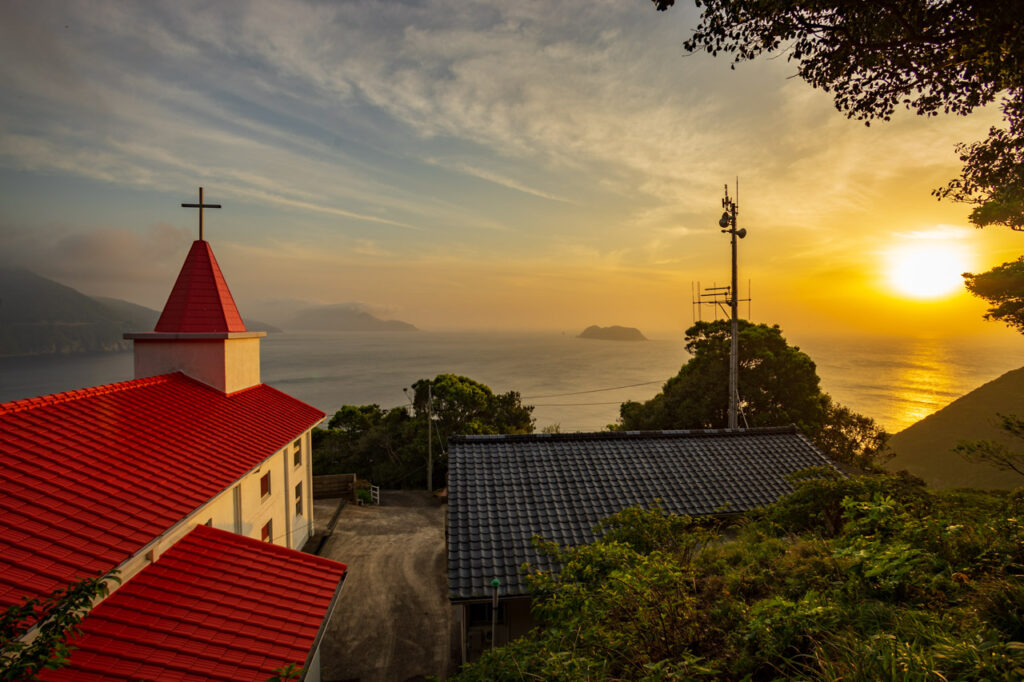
[886,241,971,299]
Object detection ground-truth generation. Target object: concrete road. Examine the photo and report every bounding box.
[319,491,453,682]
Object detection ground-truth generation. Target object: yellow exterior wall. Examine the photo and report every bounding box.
[223,338,262,393]
[107,426,317,596]
[133,337,261,393]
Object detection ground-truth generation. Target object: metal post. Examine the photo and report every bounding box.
[427,383,433,493]
[490,578,501,650]
[199,187,204,241]
[729,198,739,430]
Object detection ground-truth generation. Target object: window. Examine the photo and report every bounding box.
[260,472,271,498]
[295,483,303,516]
[261,520,272,542]
[293,447,301,468]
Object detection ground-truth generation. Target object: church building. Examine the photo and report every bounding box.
[0,204,346,680]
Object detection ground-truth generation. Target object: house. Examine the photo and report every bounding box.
[0,236,347,680]
[446,426,839,662]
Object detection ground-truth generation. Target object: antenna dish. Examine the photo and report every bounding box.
[736,228,747,239]
[718,213,730,228]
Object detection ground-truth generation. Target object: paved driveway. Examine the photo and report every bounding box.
[318,491,454,682]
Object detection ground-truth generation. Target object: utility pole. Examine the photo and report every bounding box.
[427,382,433,493]
[718,183,746,429]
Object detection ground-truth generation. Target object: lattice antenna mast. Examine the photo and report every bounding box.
[721,182,745,429]
[689,183,750,429]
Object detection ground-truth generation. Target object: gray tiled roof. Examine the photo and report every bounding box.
[447,426,837,601]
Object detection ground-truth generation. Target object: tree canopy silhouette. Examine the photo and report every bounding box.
[617,320,888,471]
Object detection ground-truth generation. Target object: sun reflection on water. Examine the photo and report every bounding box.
[799,333,1021,435]
[887,340,958,431]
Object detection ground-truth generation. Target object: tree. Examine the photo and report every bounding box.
[617,320,888,470]
[314,374,534,487]
[954,413,1024,479]
[958,260,1024,471]
[411,374,534,438]
[2,571,119,680]
[962,256,1024,333]
[653,0,1024,230]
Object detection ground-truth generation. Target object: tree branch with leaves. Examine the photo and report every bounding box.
[1,571,119,681]
[954,413,1024,479]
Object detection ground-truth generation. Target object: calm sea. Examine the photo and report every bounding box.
[1,331,1021,434]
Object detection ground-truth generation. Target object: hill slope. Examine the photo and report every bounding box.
[0,269,136,356]
[885,365,1024,489]
[0,270,282,357]
[286,304,416,332]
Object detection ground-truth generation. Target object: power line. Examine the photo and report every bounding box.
[523,380,663,400]
[531,401,631,407]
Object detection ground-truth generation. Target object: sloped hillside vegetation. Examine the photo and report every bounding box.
[455,471,1024,680]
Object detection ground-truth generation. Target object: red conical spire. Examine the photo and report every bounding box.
[154,241,247,333]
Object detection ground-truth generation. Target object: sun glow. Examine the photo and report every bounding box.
[885,241,971,299]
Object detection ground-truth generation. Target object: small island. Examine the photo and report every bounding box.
[577,325,647,341]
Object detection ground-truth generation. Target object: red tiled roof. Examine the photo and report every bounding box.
[155,240,247,333]
[42,524,347,682]
[0,373,325,608]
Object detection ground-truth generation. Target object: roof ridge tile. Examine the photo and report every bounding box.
[0,374,180,416]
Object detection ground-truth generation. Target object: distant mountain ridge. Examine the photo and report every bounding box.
[0,269,136,357]
[285,304,417,332]
[0,269,279,357]
[578,325,646,341]
[886,366,1024,489]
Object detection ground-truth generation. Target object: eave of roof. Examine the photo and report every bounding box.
[0,373,325,608]
[447,426,839,600]
[41,525,347,682]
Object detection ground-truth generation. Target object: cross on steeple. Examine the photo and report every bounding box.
[181,187,221,241]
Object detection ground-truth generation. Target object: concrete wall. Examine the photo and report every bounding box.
[133,337,261,393]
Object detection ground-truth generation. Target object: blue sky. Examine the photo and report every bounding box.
[1,0,1020,337]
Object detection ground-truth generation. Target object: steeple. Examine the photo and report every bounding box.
[125,194,264,393]
[154,240,247,333]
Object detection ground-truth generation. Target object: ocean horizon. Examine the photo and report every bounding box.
[1,329,1021,435]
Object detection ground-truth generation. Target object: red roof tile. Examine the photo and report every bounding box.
[42,525,346,682]
[154,241,246,333]
[0,373,325,608]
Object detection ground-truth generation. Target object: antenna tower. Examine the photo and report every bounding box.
[690,181,749,429]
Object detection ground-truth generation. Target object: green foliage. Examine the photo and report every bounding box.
[1,571,119,681]
[653,1,1024,230]
[616,320,889,471]
[937,97,1024,230]
[455,474,1024,681]
[955,413,1024,479]
[963,258,1024,334]
[267,662,303,682]
[618,320,824,433]
[314,374,534,488]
